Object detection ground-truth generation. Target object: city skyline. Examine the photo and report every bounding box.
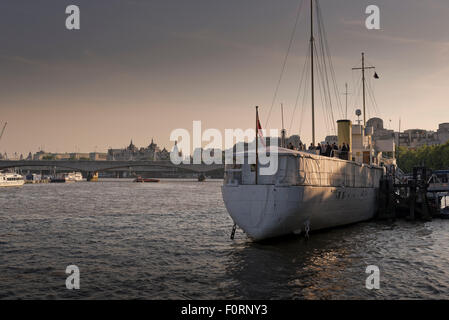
[3,116,449,159]
[1,0,449,155]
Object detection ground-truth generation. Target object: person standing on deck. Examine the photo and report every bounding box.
[325,142,332,157]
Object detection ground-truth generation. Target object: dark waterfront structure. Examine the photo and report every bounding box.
[0,160,224,179]
[378,167,449,221]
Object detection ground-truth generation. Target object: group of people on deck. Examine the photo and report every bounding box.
[286,141,351,160]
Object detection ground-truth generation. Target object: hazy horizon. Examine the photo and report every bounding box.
[1,0,449,156]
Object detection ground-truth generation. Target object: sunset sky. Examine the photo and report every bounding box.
[1,0,449,156]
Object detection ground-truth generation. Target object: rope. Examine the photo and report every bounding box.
[289,41,311,133]
[265,0,304,128]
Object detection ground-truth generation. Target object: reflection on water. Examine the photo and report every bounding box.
[1,179,449,299]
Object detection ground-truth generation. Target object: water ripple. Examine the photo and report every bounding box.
[1,179,449,299]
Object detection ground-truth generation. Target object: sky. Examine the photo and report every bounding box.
[1,0,449,156]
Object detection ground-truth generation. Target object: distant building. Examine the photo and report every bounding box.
[367,118,395,139]
[32,151,90,160]
[33,151,50,160]
[68,153,90,160]
[324,135,338,145]
[365,118,448,151]
[437,123,449,145]
[395,126,446,149]
[107,139,169,161]
[89,152,108,161]
[27,139,171,162]
[286,135,303,149]
[159,148,170,160]
[365,118,396,158]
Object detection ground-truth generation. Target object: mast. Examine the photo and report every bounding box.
[310,0,315,145]
[352,52,375,127]
[281,103,286,148]
[281,103,285,131]
[345,83,348,119]
[362,53,366,126]
[255,106,259,185]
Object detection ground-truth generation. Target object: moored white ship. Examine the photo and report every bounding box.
[0,172,25,187]
[222,145,384,240]
[221,0,387,240]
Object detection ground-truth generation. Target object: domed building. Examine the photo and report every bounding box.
[107,138,168,160]
[366,118,384,132]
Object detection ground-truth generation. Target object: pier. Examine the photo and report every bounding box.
[378,166,449,221]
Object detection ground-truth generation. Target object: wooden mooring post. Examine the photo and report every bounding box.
[377,166,436,221]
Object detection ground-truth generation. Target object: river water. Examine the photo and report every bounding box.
[1,179,449,299]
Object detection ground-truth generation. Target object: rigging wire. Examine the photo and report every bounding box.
[316,0,344,122]
[314,41,334,134]
[298,53,311,136]
[265,0,305,128]
[289,42,311,133]
[349,55,381,122]
[366,75,381,118]
[350,70,363,118]
[349,56,363,116]
[266,0,345,142]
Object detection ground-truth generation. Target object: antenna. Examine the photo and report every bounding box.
[352,53,376,126]
[342,83,351,119]
[355,109,362,125]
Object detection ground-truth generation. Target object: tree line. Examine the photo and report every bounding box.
[397,141,449,173]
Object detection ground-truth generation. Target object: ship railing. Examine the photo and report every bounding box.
[330,149,351,161]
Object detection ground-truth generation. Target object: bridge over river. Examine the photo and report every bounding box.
[0,160,224,178]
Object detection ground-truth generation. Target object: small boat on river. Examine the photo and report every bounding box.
[134,176,160,183]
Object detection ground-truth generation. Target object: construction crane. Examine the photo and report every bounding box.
[0,122,7,143]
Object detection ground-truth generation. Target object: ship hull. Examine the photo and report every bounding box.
[0,180,25,187]
[222,184,378,241]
